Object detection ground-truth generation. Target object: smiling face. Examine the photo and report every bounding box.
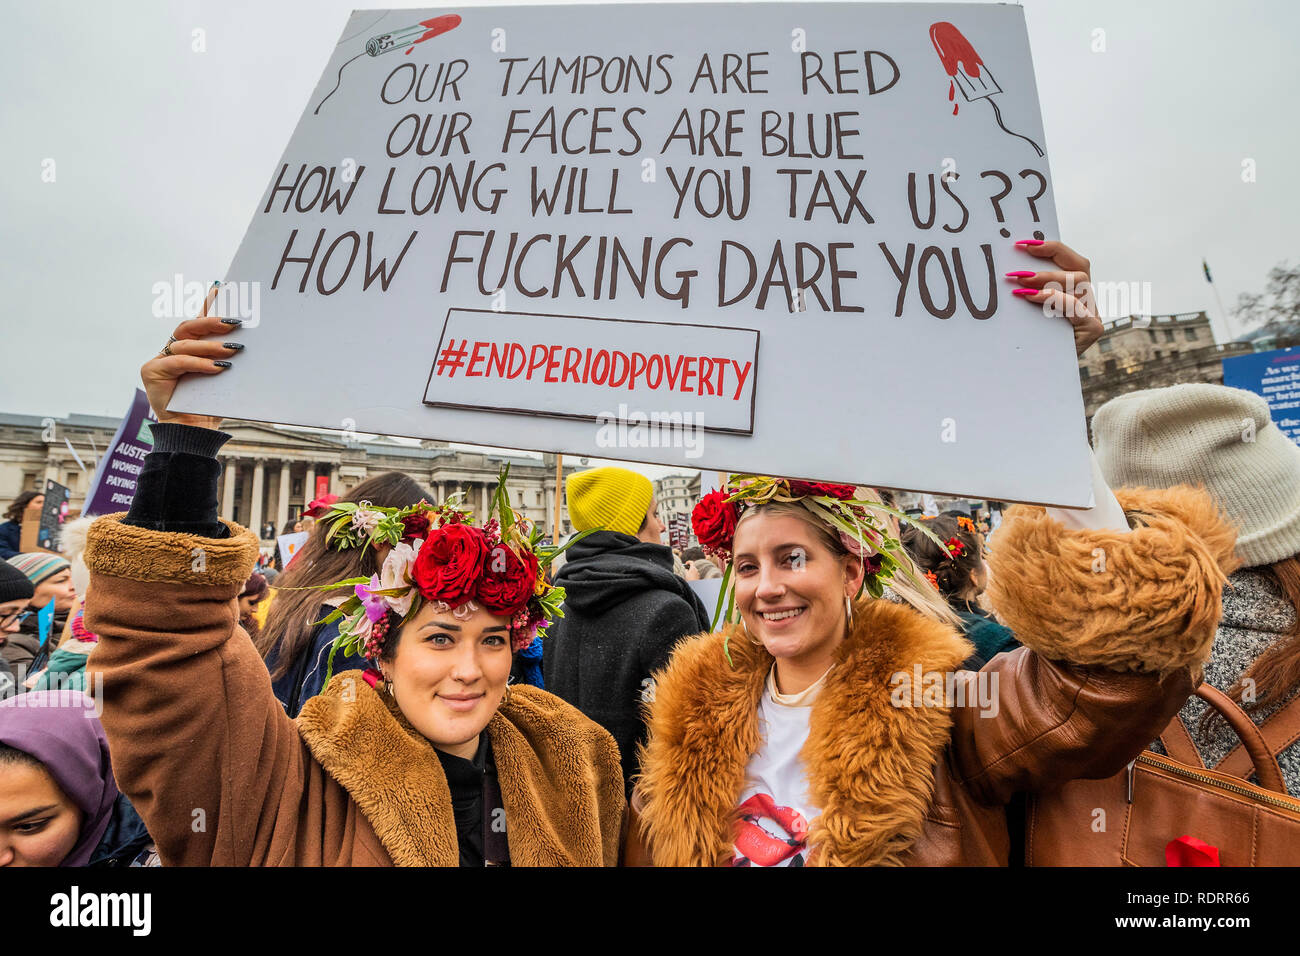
[381,602,514,759]
[0,756,83,867]
[732,509,863,668]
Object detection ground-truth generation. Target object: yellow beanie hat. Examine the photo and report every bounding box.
[566,467,654,537]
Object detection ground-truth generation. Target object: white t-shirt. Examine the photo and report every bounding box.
[730,665,829,867]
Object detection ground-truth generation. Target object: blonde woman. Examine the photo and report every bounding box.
[628,243,1239,866]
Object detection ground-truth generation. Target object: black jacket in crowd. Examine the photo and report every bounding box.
[543,531,712,797]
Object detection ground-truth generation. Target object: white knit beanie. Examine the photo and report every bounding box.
[1092,383,1300,567]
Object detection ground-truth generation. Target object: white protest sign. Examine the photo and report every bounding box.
[277,531,310,566]
[171,2,1091,506]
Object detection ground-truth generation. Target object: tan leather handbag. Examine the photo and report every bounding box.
[1027,684,1300,865]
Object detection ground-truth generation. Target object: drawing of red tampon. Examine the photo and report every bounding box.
[929,21,1043,157]
[366,15,462,56]
[315,14,463,114]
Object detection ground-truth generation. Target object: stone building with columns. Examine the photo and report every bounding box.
[0,413,574,547]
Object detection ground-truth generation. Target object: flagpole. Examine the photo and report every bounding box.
[1203,258,1234,343]
[1209,281,1232,342]
[553,454,564,543]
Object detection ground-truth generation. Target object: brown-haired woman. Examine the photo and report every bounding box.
[902,514,1020,665]
[0,491,44,561]
[258,471,431,716]
[79,313,624,866]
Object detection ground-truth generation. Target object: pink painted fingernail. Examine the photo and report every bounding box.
[1005,271,1035,278]
[1011,288,1037,296]
[1015,239,1045,246]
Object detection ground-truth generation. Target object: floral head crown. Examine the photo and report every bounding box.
[691,476,944,660]
[307,466,589,678]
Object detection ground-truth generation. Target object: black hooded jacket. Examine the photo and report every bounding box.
[543,531,711,795]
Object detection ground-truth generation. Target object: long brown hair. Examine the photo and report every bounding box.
[257,472,431,678]
[901,515,984,605]
[1199,555,1300,736]
[4,491,41,523]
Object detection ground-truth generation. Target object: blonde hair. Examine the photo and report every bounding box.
[734,500,961,627]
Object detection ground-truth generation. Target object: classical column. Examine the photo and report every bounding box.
[250,459,266,539]
[220,458,237,519]
[480,483,489,521]
[276,462,291,530]
[304,464,316,508]
[436,481,445,502]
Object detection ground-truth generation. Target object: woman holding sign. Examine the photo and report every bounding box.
[79,290,625,866]
[625,242,1242,866]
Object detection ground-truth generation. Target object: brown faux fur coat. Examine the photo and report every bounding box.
[630,486,1240,866]
[83,514,625,866]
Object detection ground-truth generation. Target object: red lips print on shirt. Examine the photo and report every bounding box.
[732,793,809,867]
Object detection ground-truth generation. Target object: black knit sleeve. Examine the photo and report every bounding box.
[122,423,233,539]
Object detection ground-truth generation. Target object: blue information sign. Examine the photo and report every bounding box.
[1222,347,1300,443]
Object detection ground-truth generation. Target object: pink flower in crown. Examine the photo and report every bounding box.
[839,530,879,559]
[377,540,421,617]
[354,581,389,624]
[343,603,376,643]
[351,508,383,536]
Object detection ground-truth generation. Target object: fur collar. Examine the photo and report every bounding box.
[636,599,971,866]
[297,677,624,866]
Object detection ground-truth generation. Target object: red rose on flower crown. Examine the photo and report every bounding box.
[412,523,488,607]
[399,509,431,540]
[305,467,594,680]
[691,489,739,558]
[785,480,858,500]
[476,543,541,616]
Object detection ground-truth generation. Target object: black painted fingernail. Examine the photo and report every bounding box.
[223,342,244,351]
[220,318,242,325]
[213,361,232,368]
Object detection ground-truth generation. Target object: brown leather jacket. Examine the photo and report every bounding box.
[627,486,1239,866]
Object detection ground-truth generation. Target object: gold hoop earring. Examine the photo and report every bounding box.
[845,595,854,631]
[502,683,513,708]
[741,616,761,646]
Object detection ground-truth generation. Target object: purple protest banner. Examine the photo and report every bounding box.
[83,390,157,517]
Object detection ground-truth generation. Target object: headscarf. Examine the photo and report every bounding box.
[0,691,119,866]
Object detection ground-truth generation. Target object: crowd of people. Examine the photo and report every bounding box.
[2,241,1299,867]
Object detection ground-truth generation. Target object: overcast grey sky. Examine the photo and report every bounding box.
[2,0,1296,449]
